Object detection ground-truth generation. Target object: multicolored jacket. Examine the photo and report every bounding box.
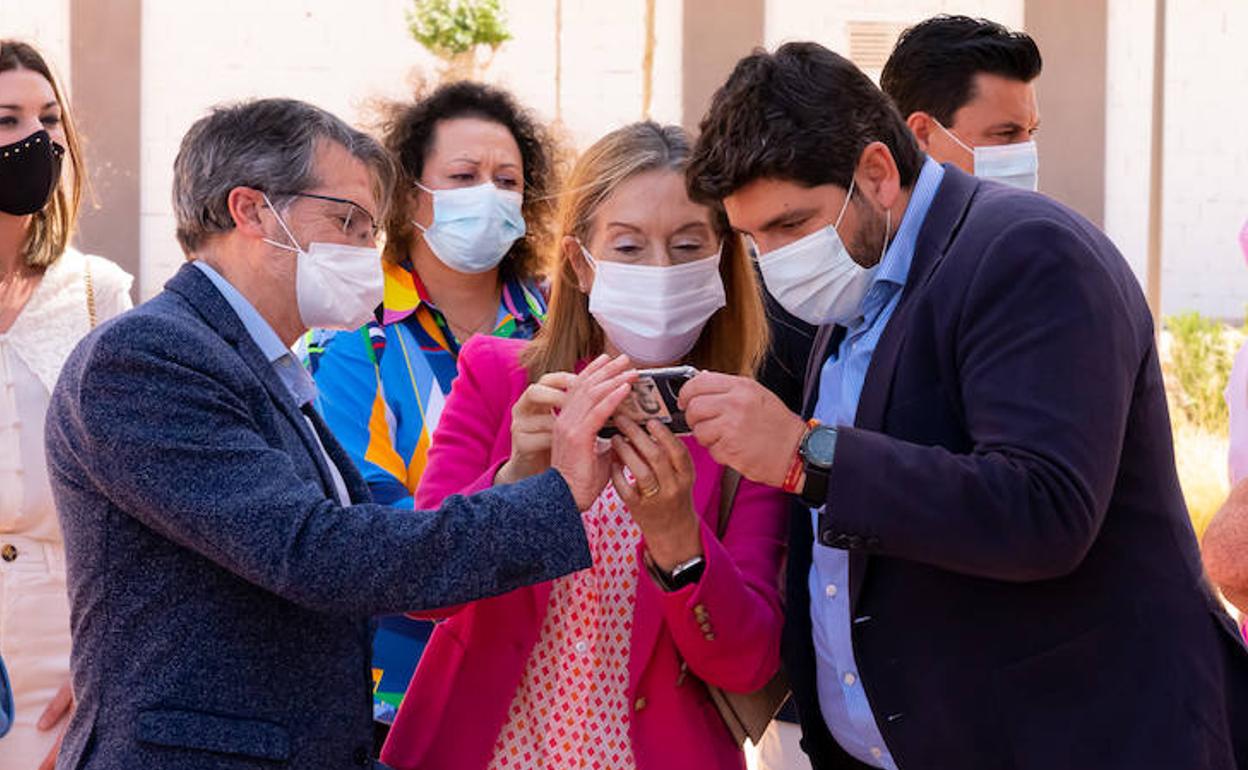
[305,260,546,508]
[304,259,546,720]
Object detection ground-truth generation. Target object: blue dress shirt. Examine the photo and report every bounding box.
[193,261,349,505]
[809,158,945,768]
[193,262,317,406]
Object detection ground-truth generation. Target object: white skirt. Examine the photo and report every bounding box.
[0,537,71,769]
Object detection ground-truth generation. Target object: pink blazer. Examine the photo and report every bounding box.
[380,335,788,770]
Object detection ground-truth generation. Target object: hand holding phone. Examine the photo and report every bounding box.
[598,366,698,439]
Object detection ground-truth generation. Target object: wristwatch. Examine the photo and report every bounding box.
[798,423,839,507]
[651,555,706,592]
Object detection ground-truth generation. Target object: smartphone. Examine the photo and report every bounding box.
[598,366,699,439]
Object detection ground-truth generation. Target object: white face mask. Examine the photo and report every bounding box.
[263,194,384,331]
[937,122,1039,191]
[581,244,726,366]
[414,181,526,274]
[754,177,882,327]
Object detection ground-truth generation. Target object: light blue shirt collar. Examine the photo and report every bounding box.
[870,156,945,291]
[193,261,317,406]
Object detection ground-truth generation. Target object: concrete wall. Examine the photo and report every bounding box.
[0,0,71,78]
[1102,0,1155,284]
[135,0,685,297]
[1153,0,1248,318]
[71,0,141,287]
[1025,0,1108,227]
[764,0,1023,69]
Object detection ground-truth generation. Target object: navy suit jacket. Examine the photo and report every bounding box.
[784,166,1248,769]
[45,264,592,769]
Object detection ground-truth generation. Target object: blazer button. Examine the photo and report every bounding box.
[847,535,864,549]
[865,536,881,550]
[820,530,838,547]
[353,745,369,766]
[1,544,16,562]
[634,697,647,712]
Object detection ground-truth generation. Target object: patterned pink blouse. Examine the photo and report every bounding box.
[487,483,641,770]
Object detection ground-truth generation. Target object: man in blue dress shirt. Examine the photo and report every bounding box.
[679,42,1248,769]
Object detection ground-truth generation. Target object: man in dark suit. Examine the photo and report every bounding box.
[679,42,1248,769]
[44,98,633,770]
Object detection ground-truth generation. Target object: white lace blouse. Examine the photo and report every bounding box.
[0,248,133,543]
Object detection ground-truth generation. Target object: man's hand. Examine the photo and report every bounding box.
[679,371,808,488]
[550,354,636,510]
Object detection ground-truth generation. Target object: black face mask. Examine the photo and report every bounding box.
[0,130,65,216]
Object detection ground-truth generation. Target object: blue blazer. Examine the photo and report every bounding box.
[44,263,592,769]
[783,166,1248,769]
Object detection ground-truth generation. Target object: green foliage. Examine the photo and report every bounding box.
[406,0,512,58]
[1165,311,1233,434]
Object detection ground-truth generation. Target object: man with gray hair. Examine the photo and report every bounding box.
[44,98,634,769]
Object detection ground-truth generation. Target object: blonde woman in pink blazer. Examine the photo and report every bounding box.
[381,122,788,770]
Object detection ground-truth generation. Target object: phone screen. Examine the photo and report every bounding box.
[598,366,698,438]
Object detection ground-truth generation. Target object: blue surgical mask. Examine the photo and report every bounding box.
[413,181,526,274]
[937,122,1039,192]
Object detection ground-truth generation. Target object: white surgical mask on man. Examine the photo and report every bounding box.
[936,122,1039,191]
[754,177,880,327]
[413,181,526,274]
[580,243,726,366]
[262,194,384,330]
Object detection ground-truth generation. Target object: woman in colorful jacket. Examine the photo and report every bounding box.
[380,122,788,770]
[305,81,559,727]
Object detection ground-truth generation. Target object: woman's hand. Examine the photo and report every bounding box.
[550,354,636,510]
[610,416,703,571]
[37,678,74,770]
[495,371,577,486]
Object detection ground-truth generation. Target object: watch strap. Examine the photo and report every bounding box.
[648,553,706,592]
[800,463,830,506]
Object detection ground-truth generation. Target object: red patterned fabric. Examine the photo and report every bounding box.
[488,484,639,770]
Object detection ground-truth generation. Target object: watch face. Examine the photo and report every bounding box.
[805,427,838,466]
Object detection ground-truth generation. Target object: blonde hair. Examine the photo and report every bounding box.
[0,40,85,268]
[522,122,768,380]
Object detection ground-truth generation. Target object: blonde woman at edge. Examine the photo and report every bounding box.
[0,41,133,769]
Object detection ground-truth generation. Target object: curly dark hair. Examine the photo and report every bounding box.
[687,42,922,205]
[881,15,1042,126]
[378,80,559,281]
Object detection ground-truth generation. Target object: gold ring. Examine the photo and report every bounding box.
[640,483,661,499]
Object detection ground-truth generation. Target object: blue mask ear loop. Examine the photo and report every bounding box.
[260,192,304,253]
[411,181,437,235]
[833,175,857,233]
[934,120,977,168]
[575,239,598,270]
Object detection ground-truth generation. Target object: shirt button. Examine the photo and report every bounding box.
[574,640,588,654]
[871,747,883,759]
[825,584,838,598]
[1,544,16,562]
[843,672,856,687]
[634,697,647,712]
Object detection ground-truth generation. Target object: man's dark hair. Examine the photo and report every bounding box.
[687,42,923,205]
[881,15,1042,125]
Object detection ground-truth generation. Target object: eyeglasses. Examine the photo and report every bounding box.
[272,191,379,241]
